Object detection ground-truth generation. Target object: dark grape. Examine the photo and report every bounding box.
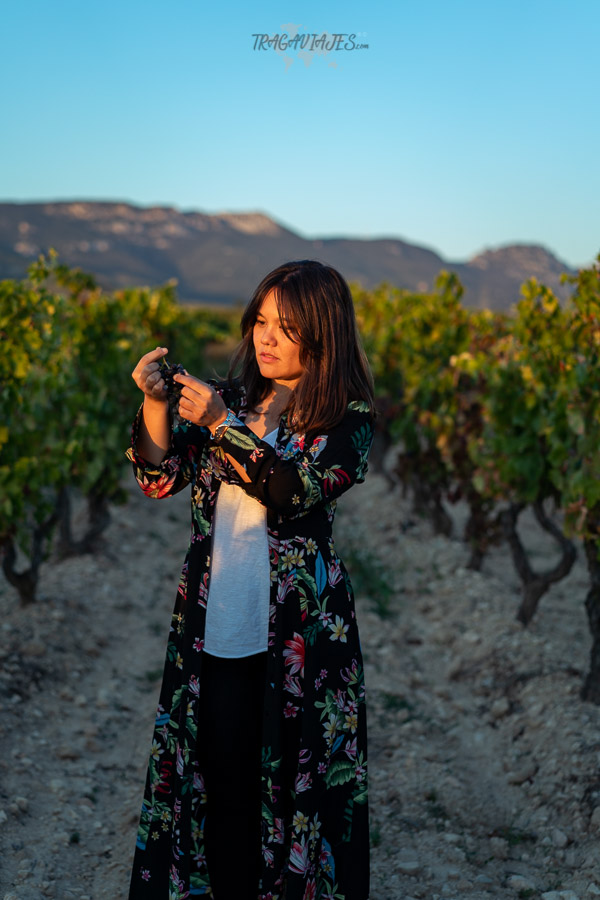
[158,356,186,420]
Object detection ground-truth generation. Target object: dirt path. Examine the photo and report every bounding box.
[1,468,600,900]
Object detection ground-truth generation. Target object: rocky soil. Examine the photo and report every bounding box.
[1,463,600,900]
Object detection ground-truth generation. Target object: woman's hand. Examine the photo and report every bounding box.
[174,373,228,431]
[132,346,170,401]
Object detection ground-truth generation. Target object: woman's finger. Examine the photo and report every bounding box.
[142,346,169,366]
[132,347,169,392]
[178,384,206,402]
[145,367,160,384]
[173,373,209,391]
[133,346,168,375]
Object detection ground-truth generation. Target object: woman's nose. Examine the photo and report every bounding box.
[261,325,276,344]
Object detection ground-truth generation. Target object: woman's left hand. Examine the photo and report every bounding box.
[173,373,228,431]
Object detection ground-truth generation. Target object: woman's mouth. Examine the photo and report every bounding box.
[260,352,278,362]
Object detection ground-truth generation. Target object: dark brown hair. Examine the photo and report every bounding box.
[228,259,376,433]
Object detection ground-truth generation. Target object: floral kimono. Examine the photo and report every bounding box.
[125,379,374,900]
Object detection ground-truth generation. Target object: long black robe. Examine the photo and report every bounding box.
[126,380,374,900]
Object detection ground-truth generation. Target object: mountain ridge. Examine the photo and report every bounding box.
[0,200,578,310]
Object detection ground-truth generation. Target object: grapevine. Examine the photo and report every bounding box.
[0,250,237,603]
[3,248,600,702]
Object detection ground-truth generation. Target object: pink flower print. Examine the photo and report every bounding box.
[193,771,206,792]
[317,761,328,774]
[168,865,181,889]
[294,771,312,793]
[314,677,322,690]
[284,673,304,697]
[288,838,310,875]
[140,868,151,881]
[333,688,347,710]
[283,632,305,677]
[250,446,264,462]
[320,668,328,679]
[340,658,359,683]
[327,559,343,586]
[277,571,295,604]
[302,878,317,900]
[319,610,333,626]
[188,674,200,696]
[267,782,281,804]
[197,573,209,605]
[268,532,279,559]
[193,637,204,652]
[267,817,285,845]
[283,702,299,718]
[344,736,358,759]
[298,748,312,765]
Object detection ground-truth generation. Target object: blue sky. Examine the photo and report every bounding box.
[1,0,598,268]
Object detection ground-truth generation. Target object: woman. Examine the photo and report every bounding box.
[126,259,376,900]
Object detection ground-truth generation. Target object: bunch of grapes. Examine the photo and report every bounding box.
[158,356,186,419]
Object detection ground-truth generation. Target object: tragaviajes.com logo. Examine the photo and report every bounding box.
[251,24,369,70]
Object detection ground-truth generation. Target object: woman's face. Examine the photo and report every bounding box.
[253,289,304,388]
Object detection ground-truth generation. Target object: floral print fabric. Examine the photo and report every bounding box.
[126,380,374,900]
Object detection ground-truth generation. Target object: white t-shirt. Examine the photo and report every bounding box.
[203,428,277,658]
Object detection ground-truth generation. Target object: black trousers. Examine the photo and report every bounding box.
[197,650,268,900]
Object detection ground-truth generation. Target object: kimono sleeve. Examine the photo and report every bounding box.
[216,401,374,518]
[124,403,209,499]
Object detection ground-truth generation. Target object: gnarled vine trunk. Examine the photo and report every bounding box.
[582,535,600,704]
[500,499,577,626]
[57,485,111,557]
[0,508,58,605]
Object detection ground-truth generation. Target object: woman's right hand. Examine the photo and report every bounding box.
[132,347,170,401]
